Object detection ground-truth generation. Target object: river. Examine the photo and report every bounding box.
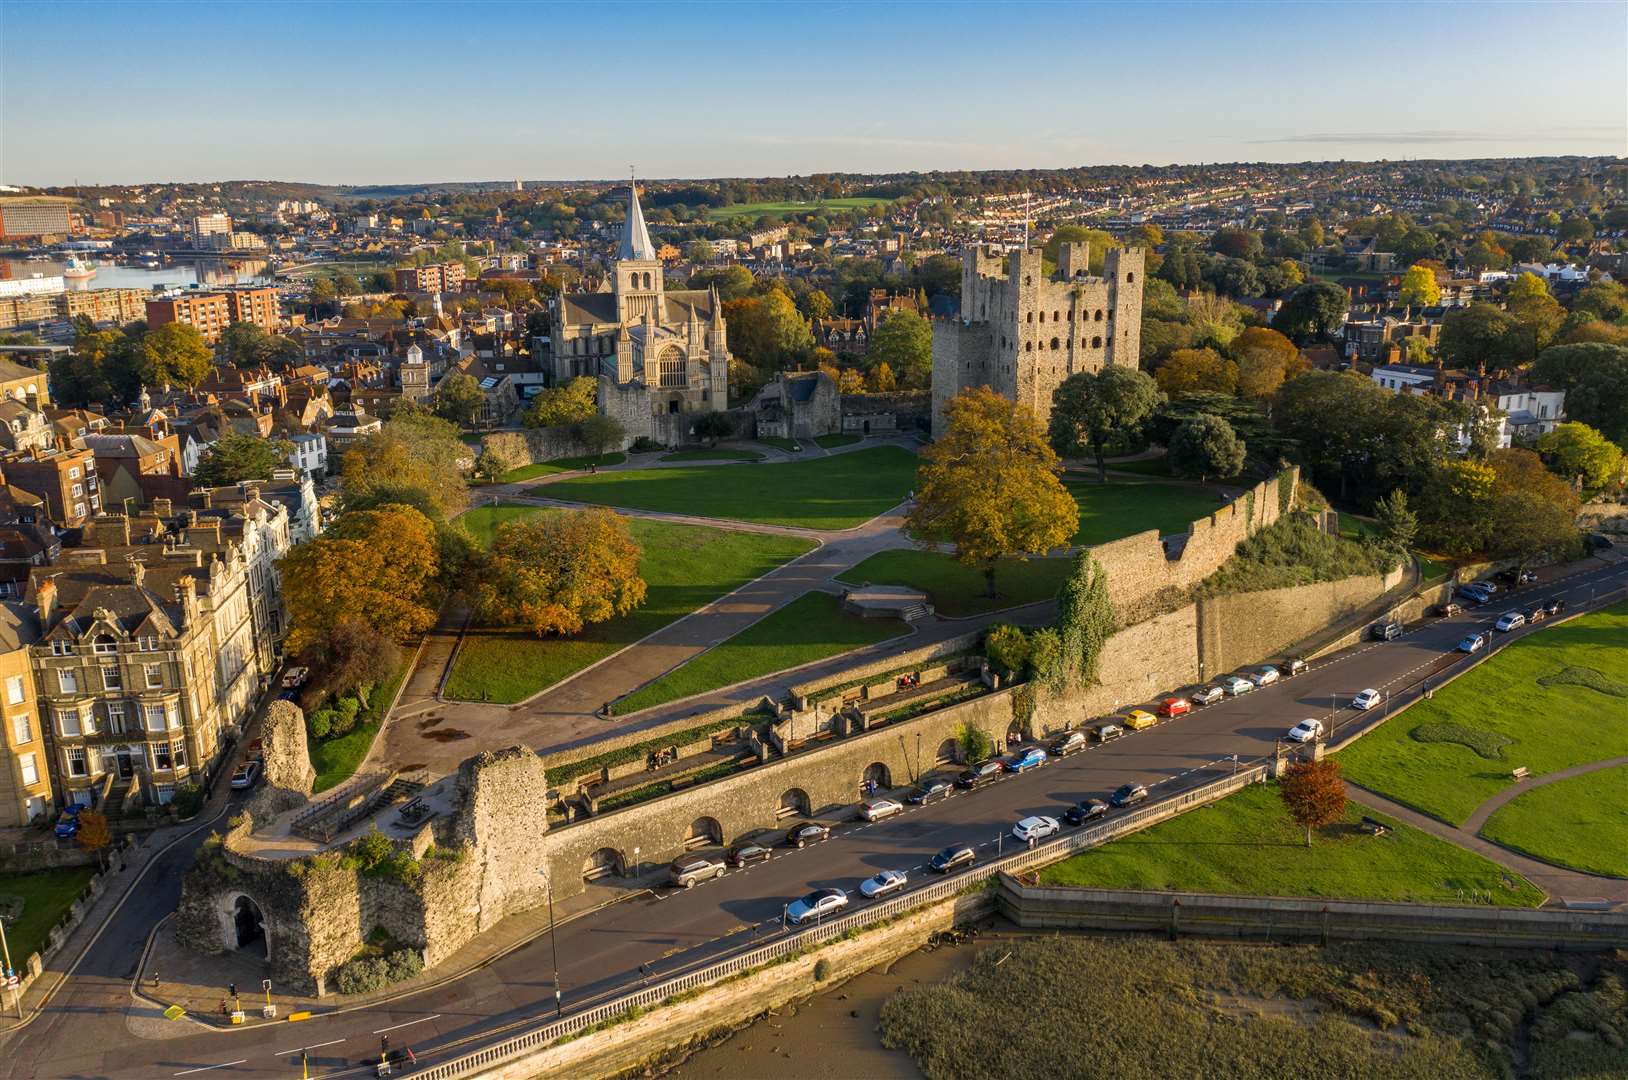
[0,256,271,291]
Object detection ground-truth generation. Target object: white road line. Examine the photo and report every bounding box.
[372,1013,441,1034]
[275,1038,344,1055]
[173,1062,247,1077]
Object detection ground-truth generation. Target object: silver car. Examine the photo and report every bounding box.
[668,854,726,888]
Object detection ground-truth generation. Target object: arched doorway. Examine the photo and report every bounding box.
[583,847,624,882]
[685,817,722,850]
[935,738,959,765]
[231,894,268,959]
[777,788,810,819]
[861,762,891,796]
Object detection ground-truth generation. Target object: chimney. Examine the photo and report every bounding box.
[174,575,197,628]
[35,577,57,626]
[151,496,172,518]
[129,561,145,588]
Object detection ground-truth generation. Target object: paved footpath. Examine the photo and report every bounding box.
[1460,754,1628,834]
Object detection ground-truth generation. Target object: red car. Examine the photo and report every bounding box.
[1156,697,1191,718]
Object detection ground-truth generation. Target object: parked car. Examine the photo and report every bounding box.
[1123,709,1157,730]
[1457,632,1488,654]
[1048,730,1088,757]
[669,854,727,888]
[1494,611,1526,632]
[229,761,261,790]
[1221,675,1254,697]
[1156,696,1191,718]
[1586,532,1615,551]
[1436,601,1463,618]
[1191,684,1227,706]
[787,887,849,925]
[53,804,83,839]
[727,842,773,867]
[1546,598,1566,617]
[859,869,909,900]
[858,797,903,822]
[1248,665,1280,687]
[1286,718,1324,743]
[1003,747,1048,773]
[1012,815,1061,843]
[1371,620,1402,641]
[906,778,954,805]
[1457,584,1493,605]
[1524,605,1547,624]
[1109,783,1149,808]
[1064,798,1109,825]
[956,760,1004,789]
[1092,722,1125,743]
[1352,688,1382,711]
[1477,579,1499,595]
[785,822,830,848]
[929,844,976,873]
[1277,658,1308,678]
[1496,568,1537,586]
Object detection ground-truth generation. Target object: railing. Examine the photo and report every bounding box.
[413,762,1268,1079]
[286,770,394,843]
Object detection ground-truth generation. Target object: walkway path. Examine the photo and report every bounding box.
[1461,754,1628,834]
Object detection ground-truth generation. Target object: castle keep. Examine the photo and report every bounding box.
[931,243,1145,434]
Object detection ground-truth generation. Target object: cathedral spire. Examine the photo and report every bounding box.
[618,171,657,262]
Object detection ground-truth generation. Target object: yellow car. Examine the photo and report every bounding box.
[1123,709,1157,730]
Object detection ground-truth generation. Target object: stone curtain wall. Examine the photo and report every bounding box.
[452,748,552,937]
[482,425,589,469]
[247,700,314,820]
[1196,566,1407,676]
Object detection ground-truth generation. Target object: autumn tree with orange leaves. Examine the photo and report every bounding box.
[475,509,647,637]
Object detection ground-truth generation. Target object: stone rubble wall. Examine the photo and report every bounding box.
[247,700,314,821]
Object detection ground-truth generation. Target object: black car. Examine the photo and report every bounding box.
[785,822,830,848]
[728,842,773,867]
[1371,620,1402,641]
[929,844,976,873]
[1109,783,1148,808]
[1064,798,1109,826]
[956,760,1004,789]
[1049,730,1088,757]
[906,777,953,805]
[1092,722,1126,743]
[1277,658,1307,678]
[1546,598,1566,616]
[1586,532,1615,551]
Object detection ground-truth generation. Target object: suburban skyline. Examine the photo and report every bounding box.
[3,0,1624,186]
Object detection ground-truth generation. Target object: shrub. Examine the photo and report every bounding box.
[1411,721,1514,761]
[171,784,205,818]
[330,696,362,736]
[956,722,994,763]
[335,955,391,995]
[307,708,334,739]
[629,435,662,453]
[984,624,1030,678]
[814,958,832,981]
[350,827,395,872]
[385,948,423,982]
[1199,511,1398,595]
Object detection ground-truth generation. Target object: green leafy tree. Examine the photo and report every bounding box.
[1438,303,1526,375]
[1271,281,1348,343]
[1041,226,1120,274]
[1505,274,1566,355]
[983,624,1030,679]
[724,288,813,368]
[1168,414,1246,483]
[1049,366,1164,482]
[866,310,933,388]
[956,722,994,764]
[692,412,734,446]
[1532,344,1628,449]
[524,376,598,428]
[1397,264,1441,308]
[433,371,486,426]
[1373,489,1418,552]
[575,414,625,466]
[1536,422,1626,490]
[193,430,292,487]
[683,240,715,265]
[139,322,213,388]
[1488,489,1581,571]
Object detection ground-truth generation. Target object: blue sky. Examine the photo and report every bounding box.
[3,1,1623,185]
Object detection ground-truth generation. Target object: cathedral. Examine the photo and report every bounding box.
[548,183,731,445]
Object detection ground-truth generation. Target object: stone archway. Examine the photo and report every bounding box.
[935,738,959,765]
[685,816,722,850]
[220,892,270,961]
[583,847,625,882]
[777,788,810,819]
[861,762,891,796]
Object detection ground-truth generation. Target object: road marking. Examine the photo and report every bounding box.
[173,1062,247,1076]
[275,1038,344,1055]
[372,1013,441,1034]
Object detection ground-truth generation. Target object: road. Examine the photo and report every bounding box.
[6,557,1624,1080]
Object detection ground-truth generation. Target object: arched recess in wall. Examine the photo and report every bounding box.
[861,762,891,793]
[583,847,625,882]
[222,892,270,961]
[686,816,723,850]
[777,788,810,819]
[935,739,959,765]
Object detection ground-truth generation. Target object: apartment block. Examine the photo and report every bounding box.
[393,262,467,294]
[146,287,278,343]
[0,603,48,826]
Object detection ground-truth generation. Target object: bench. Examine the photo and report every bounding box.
[1359,816,1389,836]
[1512,766,1530,781]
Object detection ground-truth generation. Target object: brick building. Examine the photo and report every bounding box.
[394,262,467,294]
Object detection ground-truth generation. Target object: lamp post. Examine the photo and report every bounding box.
[0,913,20,1018]
[540,871,563,1019]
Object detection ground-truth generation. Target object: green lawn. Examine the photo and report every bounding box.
[0,867,97,961]
[705,196,895,222]
[1480,764,1628,878]
[1105,454,1172,477]
[445,505,816,703]
[835,549,1072,617]
[757,436,801,453]
[814,433,861,449]
[1339,602,1628,826]
[610,591,909,715]
[540,445,917,530]
[659,448,763,463]
[309,666,407,793]
[497,453,624,483]
[1038,782,1544,906]
[1062,476,1229,546]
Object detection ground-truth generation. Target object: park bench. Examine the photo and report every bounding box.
[1511,766,1530,781]
[1359,816,1389,836]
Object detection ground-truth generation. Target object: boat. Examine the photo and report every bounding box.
[62,255,96,280]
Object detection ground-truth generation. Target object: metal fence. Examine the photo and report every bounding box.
[413,762,1268,1080]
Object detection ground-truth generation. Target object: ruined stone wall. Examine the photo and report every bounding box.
[453,748,552,934]
[1196,567,1407,675]
[482,426,587,470]
[247,700,313,821]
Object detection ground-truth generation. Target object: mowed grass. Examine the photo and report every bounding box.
[541,445,917,530]
[1480,764,1628,878]
[1062,476,1230,546]
[835,549,1072,617]
[705,196,895,221]
[498,453,624,483]
[1038,782,1543,906]
[309,666,407,793]
[814,433,861,449]
[1338,602,1628,826]
[0,867,97,961]
[445,505,815,703]
[611,591,909,715]
[659,448,763,463]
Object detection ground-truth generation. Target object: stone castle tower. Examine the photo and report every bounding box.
[931,242,1145,435]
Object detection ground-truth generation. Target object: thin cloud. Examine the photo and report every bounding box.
[1251,129,1622,145]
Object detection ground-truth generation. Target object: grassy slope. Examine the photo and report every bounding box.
[835,549,1071,617]
[542,445,917,530]
[611,591,909,715]
[659,449,763,462]
[1338,602,1628,825]
[1038,782,1543,906]
[309,666,407,793]
[0,867,96,960]
[1062,476,1228,546]
[1480,764,1628,878]
[497,453,624,483]
[445,505,815,703]
[814,433,861,449]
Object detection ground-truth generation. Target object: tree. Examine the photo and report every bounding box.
[139,322,213,388]
[1537,422,1627,490]
[1041,226,1120,274]
[576,414,625,465]
[906,387,1078,597]
[693,412,734,446]
[474,508,647,637]
[1373,489,1418,552]
[1532,344,1628,449]
[983,624,1030,679]
[724,288,813,368]
[1397,263,1441,308]
[1168,414,1245,483]
[799,288,834,321]
[76,810,113,868]
[956,722,993,764]
[342,412,470,519]
[1488,489,1581,572]
[1232,326,1301,399]
[1049,366,1163,482]
[298,618,402,706]
[280,503,442,653]
[869,360,897,392]
[683,240,715,265]
[1438,303,1525,375]
[473,448,506,483]
[1271,281,1348,343]
[1278,759,1347,846]
[193,430,292,487]
[1505,273,1566,355]
[433,371,486,426]
[524,376,598,428]
[1155,347,1238,395]
[867,310,933,388]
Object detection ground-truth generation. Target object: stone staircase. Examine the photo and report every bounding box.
[900,602,934,622]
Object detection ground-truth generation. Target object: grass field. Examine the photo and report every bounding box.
[659,448,763,463]
[497,453,624,483]
[1480,764,1628,878]
[835,549,1072,617]
[1062,476,1229,546]
[1105,454,1172,476]
[1037,782,1543,906]
[0,867,97,961]
[611,591,909,715]
[542,445,917,530]
[1339,602,1628,826]
[757,436,800,453]
[309,666,407,793]
[445,505,815,702]
[814,433,861,449]
[705,196,895,222]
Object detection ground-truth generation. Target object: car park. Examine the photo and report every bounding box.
[1277,658,1307,678]
[1248,665,1280,687]
[1012,815,1061,843]
[1371,620,1402,641]
[1064,798,1109,825]
[1123,709,1157,730]
[1156,696,1191,718]
[1109,783,1149,808]
[1494,611,1526,632]
[929,844,976,873]
[858,797,903,822]
[229,761,261,790]
[1436,601,1463,617]
[669,854,727,888]
[787,887,849,924]
[785,822,830,848]
[1048,730,1088,757]
[906,777,953,804]
[956,760,1004,788]
[859,869,909,900]
[1092,722,1125,743]
[1191,684,1227,706]
[1003,746,1048,773]
[728,842,772,867]
[53,804,83,839]
[1352,688,1382,711]
[1221,675,1253,697]
[1286,718,1324,743]
[1457,632,1487,654]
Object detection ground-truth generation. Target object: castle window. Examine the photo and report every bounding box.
[1050,337,1059,350]
[1127,272,1135,283]
[658,349,686,388]
[1025,312,1033,323]
[1095,309,1104,321]
[1024,341,1032,352]
[1054,310,1061,322]
[1092,336,1103,348]
[1024,275,1032,286]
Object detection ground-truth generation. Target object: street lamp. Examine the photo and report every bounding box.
[539,871,563,1019]
[0,912,20,1019]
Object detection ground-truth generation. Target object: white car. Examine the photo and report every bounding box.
[1494,611,1526,632]
[786,887,849,925]
[858,869,908,900]
[858,797,903,822]
[1286,719,1324,743]
[1248,665,1280,687]
[1012,815,1061,843]
[1352,688,1382,711]
[1221,675,1254,696]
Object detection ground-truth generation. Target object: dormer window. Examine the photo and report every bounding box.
[92,635,118,655]
[50,640,71,656]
